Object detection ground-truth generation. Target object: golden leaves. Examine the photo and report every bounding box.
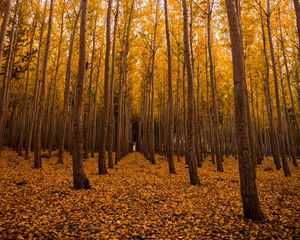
[0,150,299,239]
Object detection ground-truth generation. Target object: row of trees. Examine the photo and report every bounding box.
[0,0,299,221]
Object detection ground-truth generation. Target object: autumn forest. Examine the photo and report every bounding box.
[0,0,299,238]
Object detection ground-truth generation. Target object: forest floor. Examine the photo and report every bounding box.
[0,149,299,239]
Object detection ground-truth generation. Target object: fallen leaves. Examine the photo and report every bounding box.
[0,150,299,239]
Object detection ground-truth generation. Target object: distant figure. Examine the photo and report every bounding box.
[133,142,136,152]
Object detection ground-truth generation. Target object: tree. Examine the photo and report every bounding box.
[293,0,300,65]
[115,0,134,164]
[48,0,65,159]
[207,0,223,172]
[98,0,113,175]
[164,0,176,173]
[17,13,38,157]
[0,0,20,156]
[107,0,120,168]
[34,0,54,168]
[25,0,47,160]
[225,0,264,221]
[0,0,11,64]
[148,0,159,165]
[72,0,90,189]
[57,8,80,164]
[182,0,200,185]
[266,0,291,177]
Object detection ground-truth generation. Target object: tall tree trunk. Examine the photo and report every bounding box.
[34,0,54,168]
[266,0,291,177]
[293,0,300,68]
[115,0,134,164]
[108,0,120,168]
[293,0,300,117]
[25,1,47,160]
[84,16,97,160]
[205,44,215,163]
[0,0,19,156]
[207,0,223,171]
[17,16,38,156]
[278,10,298,167]
[98,0,113,174]
[148,0,159,165]
[225,0,264,221]
[278,57,298,167]
[260,11,281,169]
[48,1,65,158]
[72,0,90,189]
[57,10,80,164]
[91,53,102,158]
[0,0,11,64]
[182,0,200,185]
[164,0,176,173]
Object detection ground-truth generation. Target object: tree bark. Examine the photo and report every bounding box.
[0,0,11,64]
[98,0,113,174]
[0,0,19,156]
[25,1,47,160]
[148,0,159,165]
[266,0,291,177]
[48,1,65,158]
[34,0,54,168]
[182,0,200,185]
[260,11,281,169]
[107,0,120,168]
[72,0,90,189]
[57,10,80,164]
[115,0,134,164]
[164,0,176,173]
[225,0,264,221]
[17,16,38,156]
[207,0,223,171]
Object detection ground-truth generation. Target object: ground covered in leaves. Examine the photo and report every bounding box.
[0,149,299,239]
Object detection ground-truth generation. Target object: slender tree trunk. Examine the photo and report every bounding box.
[57,11,80,164]
[72,0,90,189]
[0,0,11,64]
[148,0,159,165]
[84,16,97,160]
[225,0,264,221]
[207,0,223,171]
[115,0,134,164]
[266,0,291,177]
[278,10,298,167]
[175,47,181,161]
[205,43,215,163]
[182,0,200,185]
[44,76,53,151]
[164,0,175,173]
[260,12,281,169]
[293,0,300,119]
[108,0,120,168]
[18,16,38,156]
[98,0,113,174]
[48,1,65,158]
[25,1,47,160]
[278,55,298,167]
[0,0,19,156]
[293,0,300,67]
[249,71,263,164]
[34,0,54,168]
[91,54,101,158]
